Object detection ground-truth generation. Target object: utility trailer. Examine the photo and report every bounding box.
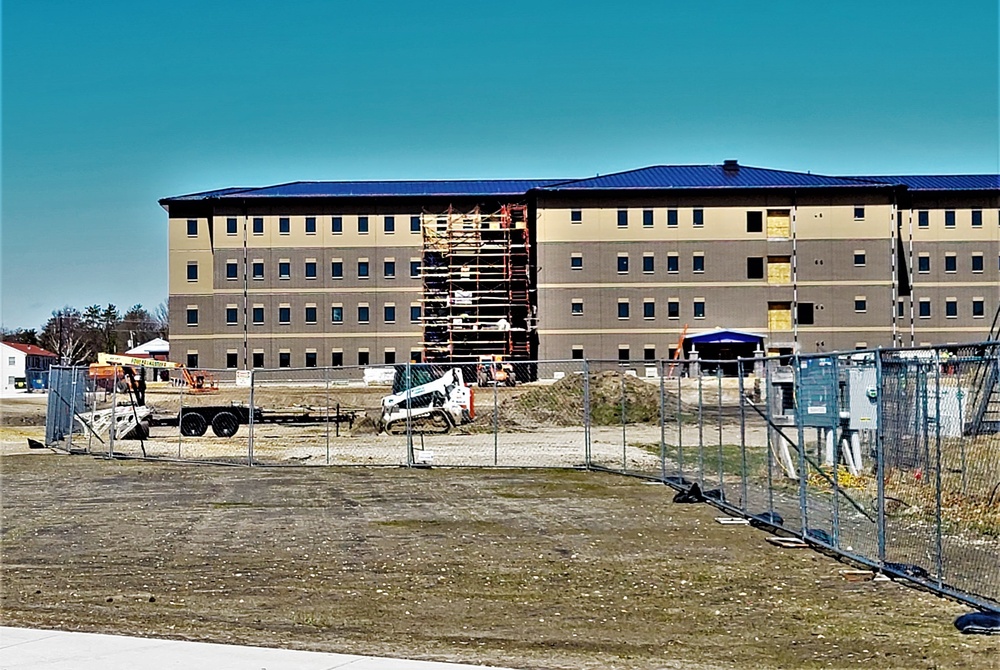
[151,404,363,438]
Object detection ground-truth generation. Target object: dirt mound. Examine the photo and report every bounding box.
[492,371,677,429]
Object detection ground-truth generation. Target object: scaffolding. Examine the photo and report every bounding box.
[420,205,534,363]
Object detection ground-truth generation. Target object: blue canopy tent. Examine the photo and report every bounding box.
[684,328,765,376]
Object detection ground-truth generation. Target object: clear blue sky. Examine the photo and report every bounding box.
[2,0,997,330]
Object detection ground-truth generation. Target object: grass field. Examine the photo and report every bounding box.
[2,453,996,670]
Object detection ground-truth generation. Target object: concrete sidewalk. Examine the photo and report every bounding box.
[0,627,514,670]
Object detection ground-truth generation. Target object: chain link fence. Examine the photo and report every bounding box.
[42,344,1000,610]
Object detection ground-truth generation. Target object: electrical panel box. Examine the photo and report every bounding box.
[847,365,879,431]
[796,357,839,428]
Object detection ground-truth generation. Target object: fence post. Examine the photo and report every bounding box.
[765,359,775,515]
[177,382,184,459]
[247,369,255,466]
[325,366,331,465]
[67,370,77,452]
[620,366,627,472]
[677,373,683,479]
[697,369,705,488]
[716,365,724,495]
[738,359,748,511]
[831,356,841,548]
[659,359,666,482]
[109,364,118,458]
[874,349,886,565]
[934,357,944,587]
[583,359,591,468]
[405,361,414,467]
[794,354,809,537]
[493,372,499,467]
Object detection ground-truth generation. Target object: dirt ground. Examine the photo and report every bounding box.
[2,454,997,670]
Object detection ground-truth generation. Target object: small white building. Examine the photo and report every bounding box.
[1,342,58,393]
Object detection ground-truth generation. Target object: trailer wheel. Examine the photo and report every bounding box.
[211,411,240,438]
[180,412,208,437]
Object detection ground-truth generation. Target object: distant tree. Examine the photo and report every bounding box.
[154,301,169,339]
[39,307,92,364]
[119,304,166,350]
[0,327,39,345]
[81,304,121,354]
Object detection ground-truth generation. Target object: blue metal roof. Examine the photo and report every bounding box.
[540,164,882,191]
[163,179,566,202]
[850,175,999,191]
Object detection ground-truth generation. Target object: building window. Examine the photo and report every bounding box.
[854,297,867,313]
[226,352,238,368]
[571,299,583,316]
[331,351,343,367]
[617,300,630,320]
[279,352,290,368]
[571,209,582,224]
[746,211,763,233]
[358,260,369,278]
[279,261,291,279]
[693,209,704,227]
[187,353,199,368]
[945,299,958,318]
[897,299,906,317]
[617,210,628,227]
[305,261,317,279]
[797,302,815,325]
[384,216,395,233]
[918,300,931,318]
[642,254,654,273]
[305,306,317,324]
[227,218,238,235]
[571,346,584,360]
[693,299,705,319]
[186,307,198,326]
[667,209,678,227]
[617,254,629,273]
[252,352,264,368]
[358,305,370,323]
[186,219,198,237]
[854,251,866,267]
[854,206,865,220]
[747,257,764,279]
[332,216,343,234]
[945,254,957,273]
[384,260,396,278]
[331,306,343,323]
[972,254,984,273]
[973,299,985,318]
[917,211,928,228]
[332,260,343,279]
[253,217,264,234]
[410,215,420,233]
[945,210,956,228]
[643,346,656,361]
[251,261,264,280]
[571,254,583,270]
[305,352,317,368]
[642,209,653,227]
[252,306,264,324]
[305,216,316,234]
[410,260,421,278]
[667,300,679,319]
[186,262,198,282]
[226,307,238,325]
[618,346,630,362]
[279,217,290,234]
[918,255,930,273]
[410,305,421,323]
[278,306,291,324]
[384,305,396,323]
[692,253,705,273]
[643,300,655,319]
[358,350,370,366]
[226,261,238,280]
[667,254,679,273]
[358,216,369,234]
[972,210,983,227]
[384,350,396,365]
